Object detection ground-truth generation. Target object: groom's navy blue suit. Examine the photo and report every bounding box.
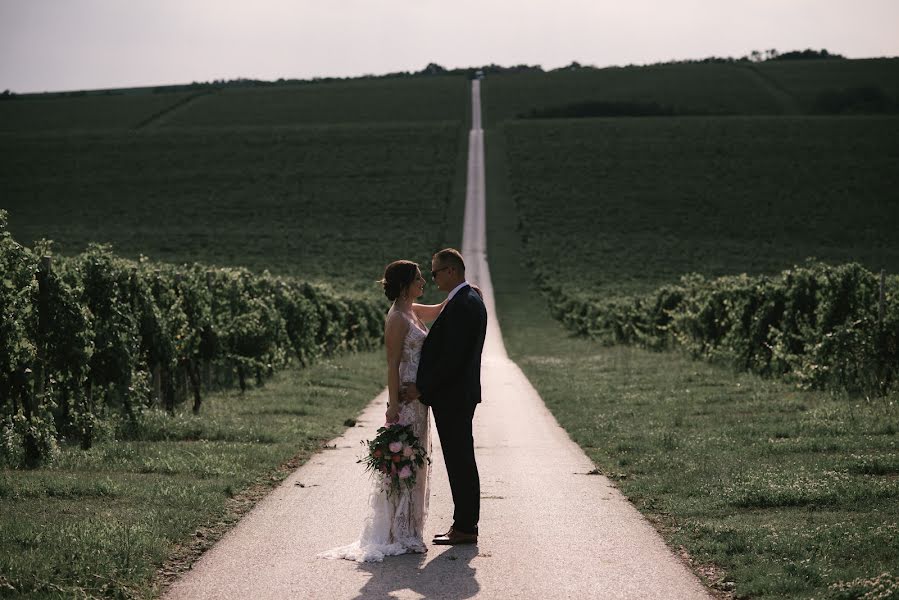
[416,284,488,534]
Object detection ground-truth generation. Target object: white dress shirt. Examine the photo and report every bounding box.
[443,281,470,311]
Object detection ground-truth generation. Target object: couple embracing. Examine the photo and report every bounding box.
[319,248,488,562]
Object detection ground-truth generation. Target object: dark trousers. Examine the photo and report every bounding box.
[433,402,479,534]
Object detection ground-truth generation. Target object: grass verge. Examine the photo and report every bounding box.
[0,350,384,599]
[486,127,899,599]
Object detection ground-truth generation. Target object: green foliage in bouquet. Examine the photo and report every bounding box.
[361,423,429,497]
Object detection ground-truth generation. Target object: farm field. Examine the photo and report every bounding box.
[485,127,899,599]
[481,57,899,125]
[754,57,899,112]
[0,91,196,132]
[3,58,899,598]
[0,75,469,133]
[0,75,471,597]
[481,62,788,125]
[498,115,899,301]
[161,76,470,128]
[0,121,465,292]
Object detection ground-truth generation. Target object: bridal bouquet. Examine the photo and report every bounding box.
[361,424,429,497]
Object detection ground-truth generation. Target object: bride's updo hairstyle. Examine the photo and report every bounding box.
[380,260,419,301]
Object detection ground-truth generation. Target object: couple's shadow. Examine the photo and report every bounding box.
[351,545,480,600]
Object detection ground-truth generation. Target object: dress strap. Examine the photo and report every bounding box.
[403,312,428,335]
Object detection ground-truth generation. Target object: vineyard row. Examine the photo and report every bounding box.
[540,260,899,398]
[1,211,385,468]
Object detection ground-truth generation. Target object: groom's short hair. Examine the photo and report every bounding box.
[433,248,465,274]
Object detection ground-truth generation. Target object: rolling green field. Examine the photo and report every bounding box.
[0,92,197,132]
[481,57,899,125]
[0,76,470,133]
[1,122,463,290]
[486,123,899,599]
[4,58,899,598]
[754,58,899,112]
[499,115,899,300]
[0,75,470,597]
[481,62,787,125]
[482,61,899,598]
[161,76,469,128]
[1,75,470,292]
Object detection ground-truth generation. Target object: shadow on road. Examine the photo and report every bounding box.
[351,546,480,600]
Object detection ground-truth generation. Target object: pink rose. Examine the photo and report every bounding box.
[398,465,412,479]
[389,441,403,453]
[403,446,414,458]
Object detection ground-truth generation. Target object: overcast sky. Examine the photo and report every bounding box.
[2,0,898,93]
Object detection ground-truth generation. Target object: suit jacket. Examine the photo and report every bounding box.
[416,284,488,409]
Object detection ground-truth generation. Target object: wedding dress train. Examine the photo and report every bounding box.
[317,319,431,562]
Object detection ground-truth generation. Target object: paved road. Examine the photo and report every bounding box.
[164,80,711,600]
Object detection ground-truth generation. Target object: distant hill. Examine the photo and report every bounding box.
[3,53,895,133]
[485,57,899,124]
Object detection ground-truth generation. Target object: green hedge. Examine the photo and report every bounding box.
[0,211,384,467]
[542,261,898,397]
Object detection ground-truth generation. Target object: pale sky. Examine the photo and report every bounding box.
[2,0,898,93]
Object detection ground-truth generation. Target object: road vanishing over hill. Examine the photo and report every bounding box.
[164,80,712,600]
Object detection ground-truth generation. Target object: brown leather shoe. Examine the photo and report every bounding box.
[432,528,453,540]
[432,527,478,545]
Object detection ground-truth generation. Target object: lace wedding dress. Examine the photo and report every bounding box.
[318,318,432,562]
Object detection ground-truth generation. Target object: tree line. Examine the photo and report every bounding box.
[2,49,856,99]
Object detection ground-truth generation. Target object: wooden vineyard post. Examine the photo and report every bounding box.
[203,360,212,390]
[34,256,51,399]
[203,271,215,390]
[152,365,162,404]
[879,270,886,326]
[163,367,175,414]
[23,256,52,466]
[189,361,202,415]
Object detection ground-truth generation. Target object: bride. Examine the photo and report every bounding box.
[318,260,445,562]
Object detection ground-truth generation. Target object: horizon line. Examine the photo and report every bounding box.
[5,51,898,97]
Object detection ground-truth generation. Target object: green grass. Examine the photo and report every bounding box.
[486,126,899,599]
[0,350,385,599]
[0,121,463,292]
[499,115,899,300]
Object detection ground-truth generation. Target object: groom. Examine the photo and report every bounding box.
[403,248,488,545]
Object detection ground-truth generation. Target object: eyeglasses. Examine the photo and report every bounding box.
[430,266,450,279]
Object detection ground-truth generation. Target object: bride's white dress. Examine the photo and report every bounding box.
[317,318,431,562]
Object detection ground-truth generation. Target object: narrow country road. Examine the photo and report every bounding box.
[164,80,711,600]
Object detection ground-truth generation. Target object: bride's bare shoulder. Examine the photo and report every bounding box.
[385,309,412,331]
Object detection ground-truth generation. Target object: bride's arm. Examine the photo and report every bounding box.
[412,298,447,324]
[384,313,409,423]
[412,284,483,323]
